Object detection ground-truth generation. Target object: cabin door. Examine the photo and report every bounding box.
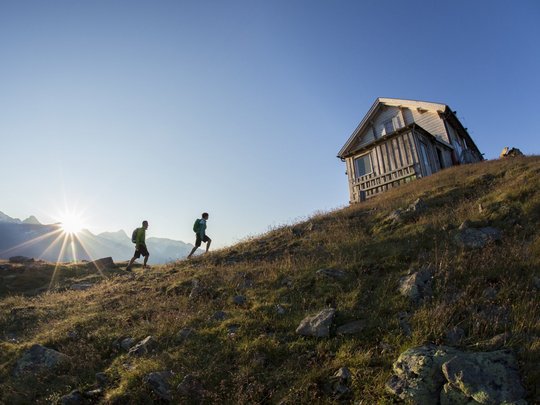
[419,142,433,176]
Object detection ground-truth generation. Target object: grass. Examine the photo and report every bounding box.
[0,156,539,404]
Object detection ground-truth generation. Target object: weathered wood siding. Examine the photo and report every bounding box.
[404,108,449,143]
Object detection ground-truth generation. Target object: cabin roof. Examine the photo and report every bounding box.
[337,97,471,159]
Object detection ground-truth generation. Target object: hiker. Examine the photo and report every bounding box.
[187,212,211,258]
[126,220,150,270]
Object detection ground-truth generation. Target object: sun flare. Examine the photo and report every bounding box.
[59,212,85,235]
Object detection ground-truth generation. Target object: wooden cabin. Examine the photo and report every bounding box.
[337,98,483,203]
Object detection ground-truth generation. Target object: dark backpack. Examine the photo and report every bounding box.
[193,219,201,233]
[131,228,139,243]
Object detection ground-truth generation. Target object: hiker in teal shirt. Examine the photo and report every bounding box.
[187,213,211,258]
[126,220,150,270]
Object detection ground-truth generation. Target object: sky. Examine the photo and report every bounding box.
[1,0,539,248]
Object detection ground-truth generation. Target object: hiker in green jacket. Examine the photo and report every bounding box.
[187,213,211,258]
[126,220,150,270]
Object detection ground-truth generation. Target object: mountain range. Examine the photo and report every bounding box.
[0,211,193,264]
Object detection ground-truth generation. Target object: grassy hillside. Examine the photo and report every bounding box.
[1,157,539,404]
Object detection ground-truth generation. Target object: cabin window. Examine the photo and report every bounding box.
[354,154,372,178]
[383,119,394,135]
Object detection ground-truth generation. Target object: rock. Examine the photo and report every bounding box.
[211,311,227,321]
[336,320,364,335]
[227,324,240,335]
[454,227,502,249]
[128,336,156,356]
[500,147,524,158]
[387,345,527,405]
[442,350,526,404]
[482,286,498,300]
[233,295,246,306]
[177,374,204,399]
[398,312,412,336]
[408,198,426,213]
[176,328,195,341]
[189,279,207,301]
[70,283,94,291]
[120,337,136,351]
[459,220,472,230]
[445,326,465,345]
[95,372,109,387]
[275,305,286,315]
[13,344,71,377]
[59,390,84,405]
[398,267,434,303]
[87,257,115,270]
[533,276,540,290]
[9,256,34,263]
[386,209,404,224]
[334,367,352,382]
[316,268,347,280]
[296,308,336,337]
[83,388,103,399]
[385,345,461,403]
[144,371,173,401]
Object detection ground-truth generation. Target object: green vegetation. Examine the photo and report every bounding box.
[1,156,539,404]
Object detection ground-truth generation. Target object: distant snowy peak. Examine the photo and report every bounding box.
[0,211,21,223]
[22,215,41,225]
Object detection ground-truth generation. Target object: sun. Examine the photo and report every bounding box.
[59,212,85,235]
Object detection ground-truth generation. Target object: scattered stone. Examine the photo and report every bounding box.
[482,286,498,300]
[398,312,412,336]
[59,390,84,405]
[386,209,404,224]
[83,388,103,399]
[398,267,434,303]
[408,198,426,213]
[454,227,502,249]
[70,283,94,291]
[233,295,246,306]
[316,268,347,280]
[95,372,109,387]
[386,198,427,224]
[144,371,173,401]
[459,220,472,230]
[177,374,204,399]
[120,337,136,351]
[9,256,34,263]
[533,276,540,291]
[445,326,465,345]
[13,344,71,377]
[211,311,227,321]
[87,257,115,270]
[227,324,240,335]
[189,279,205,300]
[500,147,524,158]
[67,330,79,340]
[334,367,352,382]
[328,367,353,399]
[386,345,527,405]
[128,336,156,357]
[177,328,195,341]
[336,320,364,335]
[275,305,286,315]
[296,308,336,337]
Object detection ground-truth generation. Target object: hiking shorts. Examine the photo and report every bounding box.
[195,234,210,247]
[134,245,149,258]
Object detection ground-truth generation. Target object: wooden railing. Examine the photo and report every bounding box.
[352,163,419,201]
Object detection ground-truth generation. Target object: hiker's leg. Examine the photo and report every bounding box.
[143,253,149,267]
[187,246,198,258]
[127,256,136,269]
[205,237,212,253]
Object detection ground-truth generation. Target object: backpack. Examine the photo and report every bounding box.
[131,228,139,243]
[193,219,201,233]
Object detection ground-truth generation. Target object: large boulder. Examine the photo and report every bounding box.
[442,350,526,404]
[386,346,527,404]
[13,344,71,377]
[87,257,115,270]
[296,308,336,337]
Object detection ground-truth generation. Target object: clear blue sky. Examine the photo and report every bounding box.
[1,0,539,248]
